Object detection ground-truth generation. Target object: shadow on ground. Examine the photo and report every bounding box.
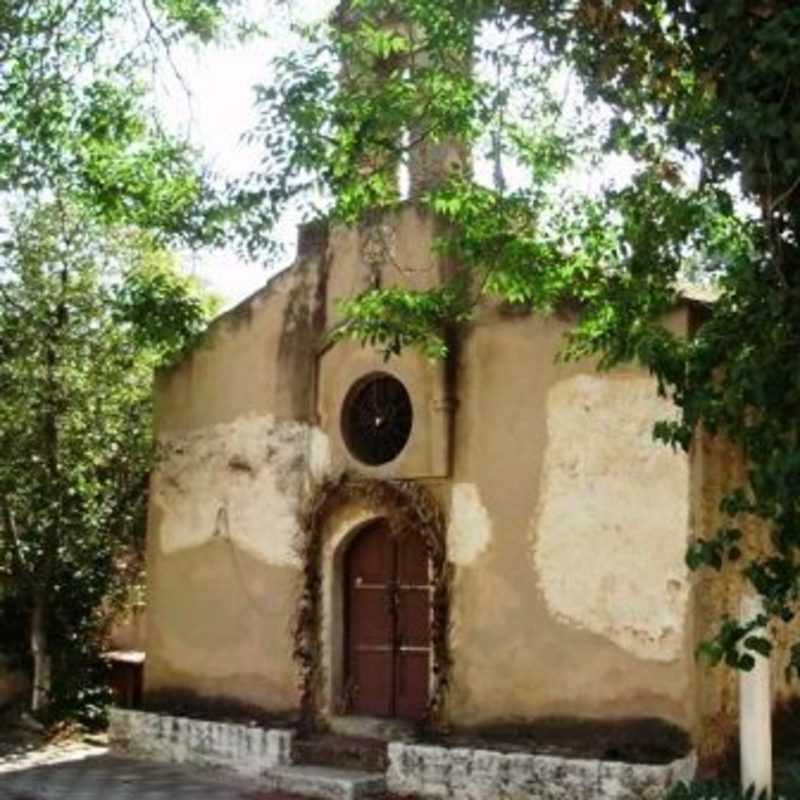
[0,753,302,800]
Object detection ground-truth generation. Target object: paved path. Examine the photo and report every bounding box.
[0,744,298,800]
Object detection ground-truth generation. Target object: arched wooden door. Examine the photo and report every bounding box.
[344,519,431,720]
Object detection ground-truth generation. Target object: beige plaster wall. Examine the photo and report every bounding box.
[154,254,325,435]
[146,419,307,711]
[324,205,450,329]
[145,205,455,713]
[145,245,330,712]
[145,207,451,712]
[109,607,147,652]
[147,204,702,736]
[317,340,451,480]
[445,308,697,732]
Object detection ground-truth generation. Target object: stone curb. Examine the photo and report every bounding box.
[386,741,698,800]
[108,707,293,778]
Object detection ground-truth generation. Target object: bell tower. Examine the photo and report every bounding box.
[316,2,471,480]
[333,0,471,202]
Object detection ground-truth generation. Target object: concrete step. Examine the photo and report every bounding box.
[292,733,388,773]
[266,765,386,800]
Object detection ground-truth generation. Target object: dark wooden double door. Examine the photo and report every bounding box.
[345,520,431,720]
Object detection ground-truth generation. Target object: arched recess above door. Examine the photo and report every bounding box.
[293,474,450,732]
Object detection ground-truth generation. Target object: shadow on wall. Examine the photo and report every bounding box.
[140,688,299,728]
[420,716,692,766]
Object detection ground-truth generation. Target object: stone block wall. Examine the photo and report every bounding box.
[108,708,293,778]
[386,742,697,800]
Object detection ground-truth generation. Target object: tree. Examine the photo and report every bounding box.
[0,0,250,247]
[244,0,800,675]
[0,199,217,717]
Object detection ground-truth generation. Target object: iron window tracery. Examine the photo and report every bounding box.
[341,374,413,466]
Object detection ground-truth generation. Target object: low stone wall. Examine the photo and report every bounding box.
[386,742,698,800]
[108,708,294,778]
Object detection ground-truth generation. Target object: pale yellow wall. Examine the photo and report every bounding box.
[316,340,451,480]
[442,308,696,732]
[145,207,447,712]
[154,255,324,435]
[109,607,147,652]
[145,245,329,713]
[324,205,451,328]
[146,205,704,738]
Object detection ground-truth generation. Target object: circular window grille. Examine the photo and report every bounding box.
[341,374,413,466]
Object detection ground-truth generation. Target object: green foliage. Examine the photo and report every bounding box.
[335,283,472,359]
[666,781,769,800]
[0,0,242,247]
[668,762,800,800]
[244,0,800,678]
[0,0,253,721]
[238,0,483,257]
[115,244,221,359]
[0,199,216,719]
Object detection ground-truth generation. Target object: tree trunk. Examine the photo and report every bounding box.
[28,253,67,716]
[30,591,51,714]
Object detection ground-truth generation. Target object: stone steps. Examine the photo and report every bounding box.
[266,765,387,800]
[292,733,389,773]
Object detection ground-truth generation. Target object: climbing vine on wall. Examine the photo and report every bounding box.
[292,473,451,733]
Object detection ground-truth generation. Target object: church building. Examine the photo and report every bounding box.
[129,17,800,796]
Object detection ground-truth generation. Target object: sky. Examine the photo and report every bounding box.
[159,1,338,309]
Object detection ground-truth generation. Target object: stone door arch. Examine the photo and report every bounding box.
[294,477,448,729]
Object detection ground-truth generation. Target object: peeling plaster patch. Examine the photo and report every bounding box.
[309,427,332,482]
[448,483,492,567]
[533,374,690,662]
[153,416,308,567]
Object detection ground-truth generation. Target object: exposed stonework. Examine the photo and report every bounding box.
[386,742,697,800]
[153,415,312,568]
[533,373,691,662]
[447,483,492,567]
[108,708,293,778]
[108,709,698,799]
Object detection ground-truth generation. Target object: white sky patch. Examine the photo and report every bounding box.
[156,0,338,309]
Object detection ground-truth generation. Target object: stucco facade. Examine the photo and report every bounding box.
[142,195,760,764]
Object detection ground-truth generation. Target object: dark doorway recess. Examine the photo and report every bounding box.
[344,519,431,720]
